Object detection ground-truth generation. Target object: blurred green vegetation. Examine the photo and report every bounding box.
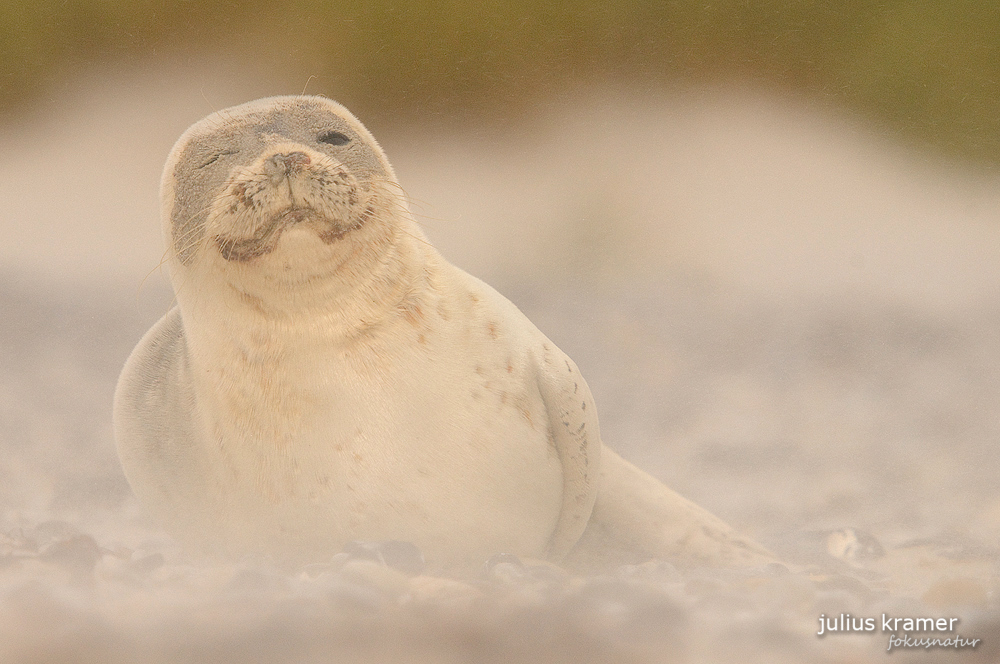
[3,0,1000,165]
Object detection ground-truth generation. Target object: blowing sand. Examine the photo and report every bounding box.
[0,63,998,662]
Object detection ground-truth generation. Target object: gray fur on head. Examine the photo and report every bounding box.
[161,96,395,265]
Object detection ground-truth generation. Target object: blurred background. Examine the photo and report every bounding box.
[1,2,1000,662]
[4,0,1000,164]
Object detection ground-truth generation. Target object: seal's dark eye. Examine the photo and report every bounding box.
[318,131,351,146]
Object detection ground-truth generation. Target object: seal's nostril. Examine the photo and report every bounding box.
[268,151,311,174]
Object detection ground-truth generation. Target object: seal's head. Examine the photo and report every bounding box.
[162,96,406,291]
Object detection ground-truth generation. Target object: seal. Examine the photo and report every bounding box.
[113,96,772,572]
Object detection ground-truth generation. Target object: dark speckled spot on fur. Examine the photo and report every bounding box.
[215,215,286,262]
[214,203,374,262]
[318,205,375,245]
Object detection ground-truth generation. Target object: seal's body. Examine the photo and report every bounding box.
[115,96,771,571]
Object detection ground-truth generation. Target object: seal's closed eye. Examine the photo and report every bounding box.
[318,131,351,146]
[198,150,238,169]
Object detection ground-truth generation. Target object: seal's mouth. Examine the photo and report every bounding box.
[214,204,375,262]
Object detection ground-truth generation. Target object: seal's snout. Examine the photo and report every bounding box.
[266,151,311,179]
[207,142,369,262]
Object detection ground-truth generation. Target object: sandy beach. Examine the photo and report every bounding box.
[1,61,998,662]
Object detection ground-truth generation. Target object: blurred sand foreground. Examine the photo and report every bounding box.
[0,61,999,662]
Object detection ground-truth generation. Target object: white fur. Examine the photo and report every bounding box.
[115,96,773,572]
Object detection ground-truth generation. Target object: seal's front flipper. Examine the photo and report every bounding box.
[563,447,777,573]
[537,345,602,562]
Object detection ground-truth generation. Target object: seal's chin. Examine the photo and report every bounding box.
[214,204,375,262]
